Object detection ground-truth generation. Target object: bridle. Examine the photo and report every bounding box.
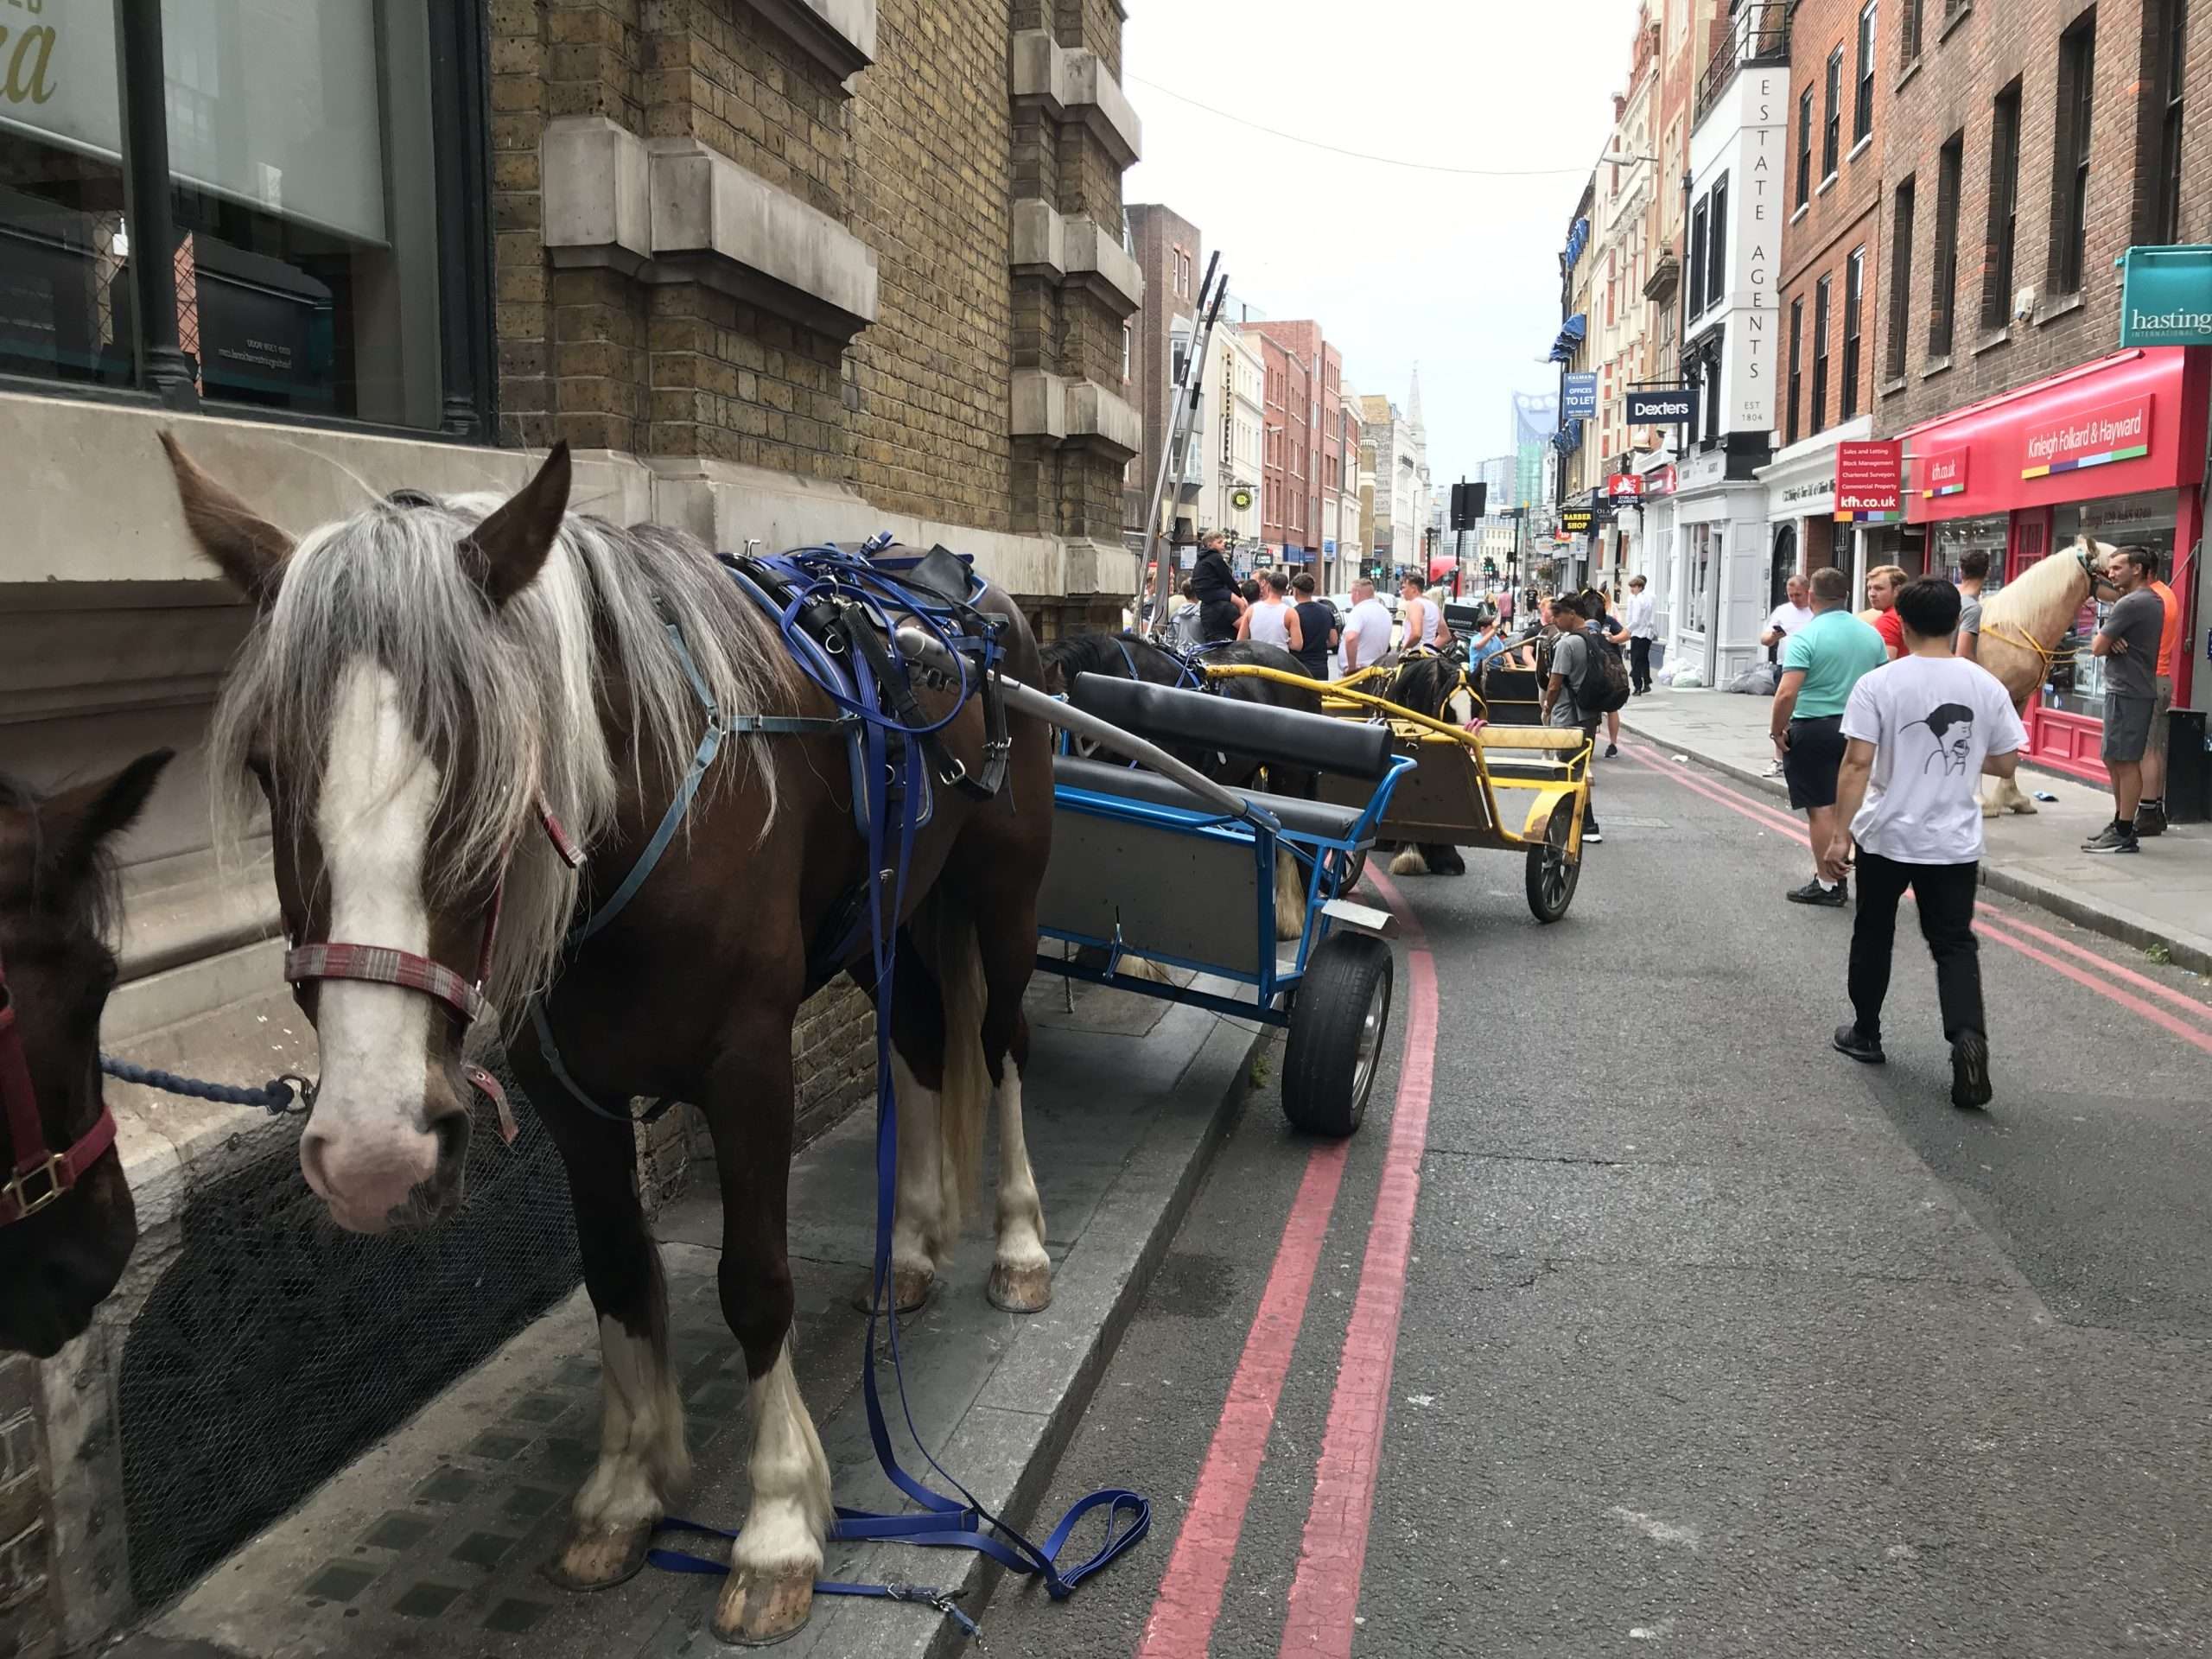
[278,793,583,1145]
[0,943,118,1228]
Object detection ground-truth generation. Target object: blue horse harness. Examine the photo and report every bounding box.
[530,537,1146,1638]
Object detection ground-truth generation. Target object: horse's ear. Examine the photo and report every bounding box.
[462,442,570,607]
[38,750,175,896]
[159,432,291,607]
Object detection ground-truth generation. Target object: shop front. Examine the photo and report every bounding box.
[1899,347,2208,783]
[1663,446,1770,688]
[1758,415,1869,606]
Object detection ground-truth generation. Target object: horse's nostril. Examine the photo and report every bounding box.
[430,1110,469,1172]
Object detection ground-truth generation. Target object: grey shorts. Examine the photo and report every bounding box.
[2147,675,2173,760]
[2103,694,2154,764]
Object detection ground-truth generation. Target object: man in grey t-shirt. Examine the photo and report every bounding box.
[1540,592,1601,843]
[1954,549,1988,660]
[2083,544,2166,854]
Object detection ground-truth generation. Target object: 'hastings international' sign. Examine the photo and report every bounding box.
[2117,245,2212,346]
[2020,395,2153,479]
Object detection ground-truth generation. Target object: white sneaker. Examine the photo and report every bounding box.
[1760,760,1784,778]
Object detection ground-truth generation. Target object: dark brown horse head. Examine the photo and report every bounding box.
[0,752,172,1356]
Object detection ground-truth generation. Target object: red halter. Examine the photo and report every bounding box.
[0,944,119,1228]
[278,794,583,1147]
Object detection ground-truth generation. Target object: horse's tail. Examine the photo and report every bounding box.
[912,887,988,1230]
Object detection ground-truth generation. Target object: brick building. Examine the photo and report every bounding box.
[0,3,1141,1650]
[1872,0,2209,781]
[1760,0,1886,594]
[1125,202,1205,546]
[1247,321,1348,578]
[1251,327,1312,561]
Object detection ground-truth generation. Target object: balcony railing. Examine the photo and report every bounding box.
[1694,1,1791,126]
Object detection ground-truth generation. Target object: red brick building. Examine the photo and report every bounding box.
[1249,327,1311,561]
[1248,321,1345,570]
[1871,0,2210,781]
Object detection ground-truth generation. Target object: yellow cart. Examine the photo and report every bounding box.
[1206,663,1592,923]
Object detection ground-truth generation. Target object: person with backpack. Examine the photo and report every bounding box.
[1540,590,1617,845]
[1583,588,1631,756]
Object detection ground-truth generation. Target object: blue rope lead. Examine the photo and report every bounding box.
[98,1055,309,1116]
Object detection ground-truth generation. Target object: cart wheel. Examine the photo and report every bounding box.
[1524,798,1580,924]
[1281,932,1395,1137]
[1338,848,1369,898]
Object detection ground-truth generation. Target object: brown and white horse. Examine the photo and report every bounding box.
[165,437,1054,1644]
[1971,538,2104,817]
[0,753,173,1356]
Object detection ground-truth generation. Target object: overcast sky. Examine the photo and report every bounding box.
[1122,0,1630,474]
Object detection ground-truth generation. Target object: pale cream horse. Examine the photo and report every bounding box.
[1968,537,2107,817]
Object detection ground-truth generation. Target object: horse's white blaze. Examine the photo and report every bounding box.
[1446,688,1476,726]
[300,661,440,1230]
[731,1344,830,1577]
[891,1051,946,1280]
[575,1313,689,1530]
[993,1062,1049,1277]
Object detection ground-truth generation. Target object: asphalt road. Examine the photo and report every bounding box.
[982,740,2212,1658]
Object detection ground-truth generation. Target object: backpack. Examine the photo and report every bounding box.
[1578,627,1632,715]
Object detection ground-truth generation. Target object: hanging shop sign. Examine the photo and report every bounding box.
[1920,448,1969,499]
[1607,473,1645,503]
[1834,441,1904,522]
[1624,388,1700,427]
[1559,507,1595,533]
[1231,486,1255,512]
[1562,372,1599,420]
[2117,245,2212,347]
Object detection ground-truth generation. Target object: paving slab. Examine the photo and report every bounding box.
[121,971,1270,1659]
[1621,687,2212,974]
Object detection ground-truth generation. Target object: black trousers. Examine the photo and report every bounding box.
[1198,598,1240,643]
[1628,636,1653,693]
[1847,853,1985,1043]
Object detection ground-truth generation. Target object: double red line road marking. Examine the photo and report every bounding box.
[1135,742,2212,1659]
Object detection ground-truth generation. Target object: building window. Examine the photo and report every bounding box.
[0,1,489,431]
[2145,0,2190,244]
[1811,274,1833,435]
[2050,10,2097,294]
[1688,199,1709,317]
[1823,47,1844,177]
[1902,0,1923,63]
[1886,177,1916,376]
[1787,296,1804,445]
[1707,173,1728,309]
[1842,248,1865,420]
[1929,134,1963,357]
[1797,86,1816,204]
[1982,81,2022,330]
[1855,4,1878,143]
[1122,323,1132,380]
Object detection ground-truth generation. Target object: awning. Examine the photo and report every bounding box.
[1562,216,1590,269]
[1548,314,1589,362]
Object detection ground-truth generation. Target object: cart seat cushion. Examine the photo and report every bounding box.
[1053,754,1370,842]
[1068,674,1394,783]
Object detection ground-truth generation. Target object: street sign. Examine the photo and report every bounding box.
[1562,372,1599,420]
[1834,440,1904,522]
[2118,245,2212,346]
[1624,387,1699,426]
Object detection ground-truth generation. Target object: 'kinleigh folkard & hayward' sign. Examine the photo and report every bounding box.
[2020,395,2152,480]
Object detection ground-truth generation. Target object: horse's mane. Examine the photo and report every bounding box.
[208,497,798,1014]
[1038,632,1173,680]
[1383,654,1459,721]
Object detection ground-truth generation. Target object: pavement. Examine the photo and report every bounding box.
[973,744,2212,1658]
[1621,686,2212,976]
[124,967,1269,1659]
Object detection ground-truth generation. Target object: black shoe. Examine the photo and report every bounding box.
[2134,801,2167,837]
[1951,1032,1992,1109]
[1834,1023,1885,1064]
[1787,878,1848,906]
[1605,741,1619,758]
[2082,823,2140,855]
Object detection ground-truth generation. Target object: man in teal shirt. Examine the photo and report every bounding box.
[1771,565,1888,906]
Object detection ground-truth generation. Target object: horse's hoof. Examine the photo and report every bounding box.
[2007,801,2037,816]
[543,1520,652,1591]
[714,1567,815,1647]
[849,1266,935,1315]
[988,1260,1054,1313]
[1980,803,2000,819]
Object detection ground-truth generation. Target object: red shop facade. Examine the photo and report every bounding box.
[1894,347,2208,784]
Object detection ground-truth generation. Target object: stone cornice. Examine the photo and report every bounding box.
[738,0,876,81]
[1009,32,1142,168]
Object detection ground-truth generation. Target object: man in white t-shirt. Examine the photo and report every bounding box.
[1339,578,1395,675]
[1821,576,2026,1109]
[1758,574,1815,772]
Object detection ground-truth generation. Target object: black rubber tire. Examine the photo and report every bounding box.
[1338,847,1369,898]
[1281,931,1395,1137]
[1524,798,1580,924]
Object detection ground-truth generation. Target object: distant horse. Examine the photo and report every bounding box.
[1973,538,2101,817]
[1374,652,1478,878]
[0,753,174,1356]
[1039,633,1322,935]
[164,436,1052,1646]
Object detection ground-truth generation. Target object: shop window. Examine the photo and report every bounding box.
[1811,274,1832,435]
[1823,47,1844,178]
[1929,134,1963,357]
[1855,3,1878,144]
[1982,82,2023,331]
[0,2,489,432]
[2050,10,2097,296]
[1841,249,1864,421]
[1686,522,1717,631]
[2049,494,2178,715]
[1886,177,1916,377]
